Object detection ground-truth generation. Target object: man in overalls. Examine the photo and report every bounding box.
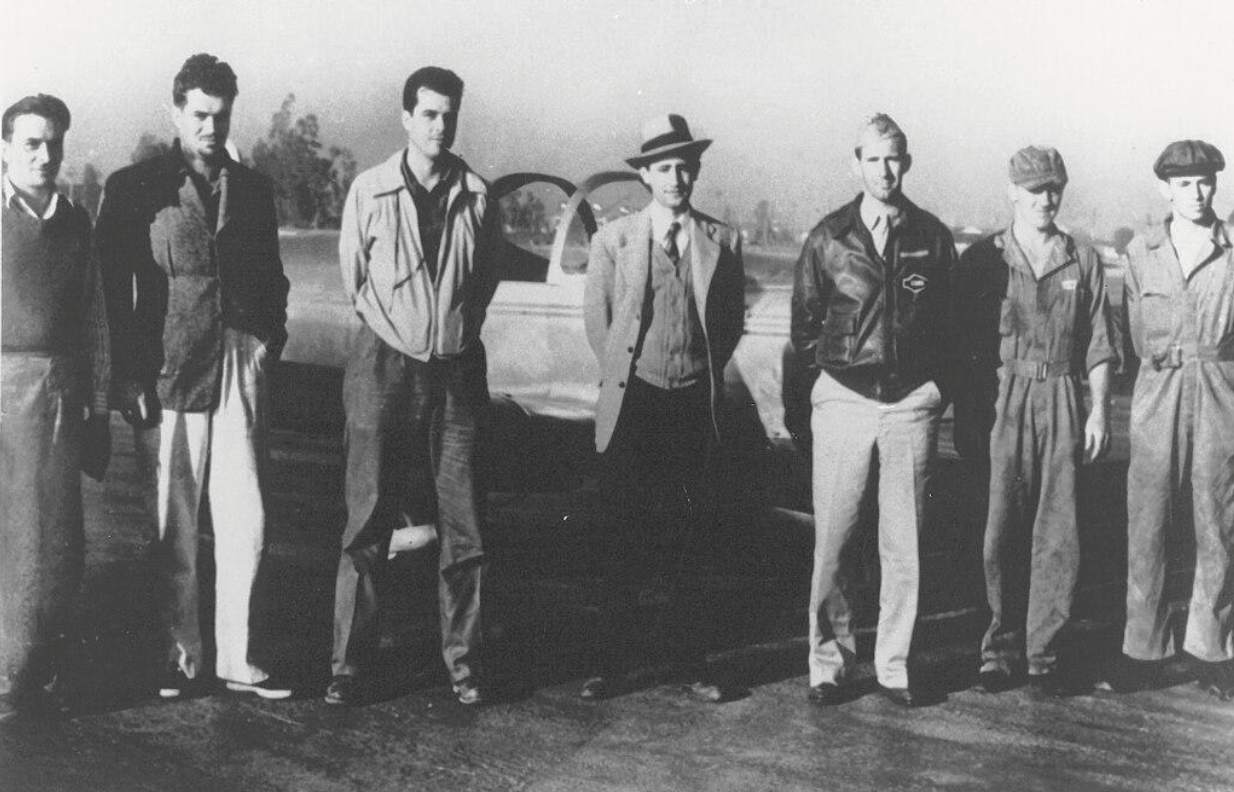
[955,147,1115,698]
[1118,140,1234,701]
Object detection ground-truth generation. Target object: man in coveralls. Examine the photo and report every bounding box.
[954,147,1115,698]
[1118,140,1234,701]
[581,114,745,701]
[1,94,110,719]
[791,114,956,707]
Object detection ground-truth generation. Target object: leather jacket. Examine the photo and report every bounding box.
[791,194,957,403]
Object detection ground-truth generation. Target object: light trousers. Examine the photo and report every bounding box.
[808,372,942,689]
[138,329,271,684]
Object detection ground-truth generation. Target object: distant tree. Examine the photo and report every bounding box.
[500,189,549,244]
[132,132,172,163]
[1111,226,1135,254]
[250,94,353,228]
[752,200,772,246]
[76,163,103,220]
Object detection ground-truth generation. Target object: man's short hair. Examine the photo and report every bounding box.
[403,67,464,112]
[854,113,907,158]
[2,94,70,141]
[172,53,239,107]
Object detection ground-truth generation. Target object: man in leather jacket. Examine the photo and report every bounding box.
[791,113,956,708]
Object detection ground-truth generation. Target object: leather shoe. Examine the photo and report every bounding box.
[324,675,357,706]
[808,682,845,706]
[453,678,485,706]
[976,668,1014,694]
[1026,674,1065,701]
[880,685,918,707]
[1195,660,1234,702]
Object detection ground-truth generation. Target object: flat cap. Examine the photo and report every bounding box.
[1009,146,1068,190]
[1153,139,1225,180]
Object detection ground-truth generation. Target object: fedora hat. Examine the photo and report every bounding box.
[625,114,712,169]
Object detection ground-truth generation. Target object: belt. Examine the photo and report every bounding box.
[1003,359,1072,380]
[1145,345,1234,370]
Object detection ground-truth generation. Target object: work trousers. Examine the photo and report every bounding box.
[333,325,488,684]
[808,372,942,689]
[137,329,271,685]
[1124,363,1234,662]
[593,376,716,679]
[0,354,85,695]
[980,373,1083,676]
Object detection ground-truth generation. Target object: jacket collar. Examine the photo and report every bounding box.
[1143,215,1231,251]
[825,193,919,238]
[369,149,487,201]
[995,226,1077,280]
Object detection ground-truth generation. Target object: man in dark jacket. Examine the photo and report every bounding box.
[1,94,110,719]
[96,53,290,700]
[791,114,956,707]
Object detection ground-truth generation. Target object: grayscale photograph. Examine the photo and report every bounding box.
[1,1,1232,790]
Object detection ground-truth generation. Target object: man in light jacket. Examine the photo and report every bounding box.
[328,66,500,707]
[581,114,745,701]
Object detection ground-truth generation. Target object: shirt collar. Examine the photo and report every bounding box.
[648,201,691,240]
[3,177,63,220]
[859,194,904,235]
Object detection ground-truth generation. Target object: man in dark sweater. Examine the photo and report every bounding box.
[1,94,110,720]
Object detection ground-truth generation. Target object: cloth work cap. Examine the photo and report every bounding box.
[626,114,711,169]
[1009,146,1068,190]
[1153,140,1225,180]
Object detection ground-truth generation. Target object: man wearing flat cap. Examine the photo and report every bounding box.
[582,114,745,701]
[953,146,1115,698]
[1116,139,1234,701]
[791,113,956,707]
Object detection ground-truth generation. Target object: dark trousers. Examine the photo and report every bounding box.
[332,326,488,684]
[0,354,85,696]
[593,376,717,679]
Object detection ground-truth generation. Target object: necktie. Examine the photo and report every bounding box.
[664,221,681,264]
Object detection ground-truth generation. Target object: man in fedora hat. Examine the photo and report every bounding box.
[1115,139,1234,701]
[581,113,745,701]
[953,146,1115,698]
[791,113,956,707]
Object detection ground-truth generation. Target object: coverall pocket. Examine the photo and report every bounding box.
[1139,292,1176,350]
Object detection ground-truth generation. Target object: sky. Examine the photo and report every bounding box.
[3,0,1231,237]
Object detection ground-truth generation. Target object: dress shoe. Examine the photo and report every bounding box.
[808,682,845,706]
[225,676,294,700]
[324,675,357,706]
[1195,660,1234,702]
[880,685,918,708]
[1026,674,1064,701]
[1102,656,1163,693]
[976,668,1014,694]
[453,678,485,706]
[158,665,195,700]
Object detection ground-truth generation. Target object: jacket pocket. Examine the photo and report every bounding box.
[366,233,412,300]
[821,310,859,364]
[160,275,221,387]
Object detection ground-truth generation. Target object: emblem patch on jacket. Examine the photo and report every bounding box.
[902,273,928,294]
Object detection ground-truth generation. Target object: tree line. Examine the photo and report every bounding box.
[60,94,355,229]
